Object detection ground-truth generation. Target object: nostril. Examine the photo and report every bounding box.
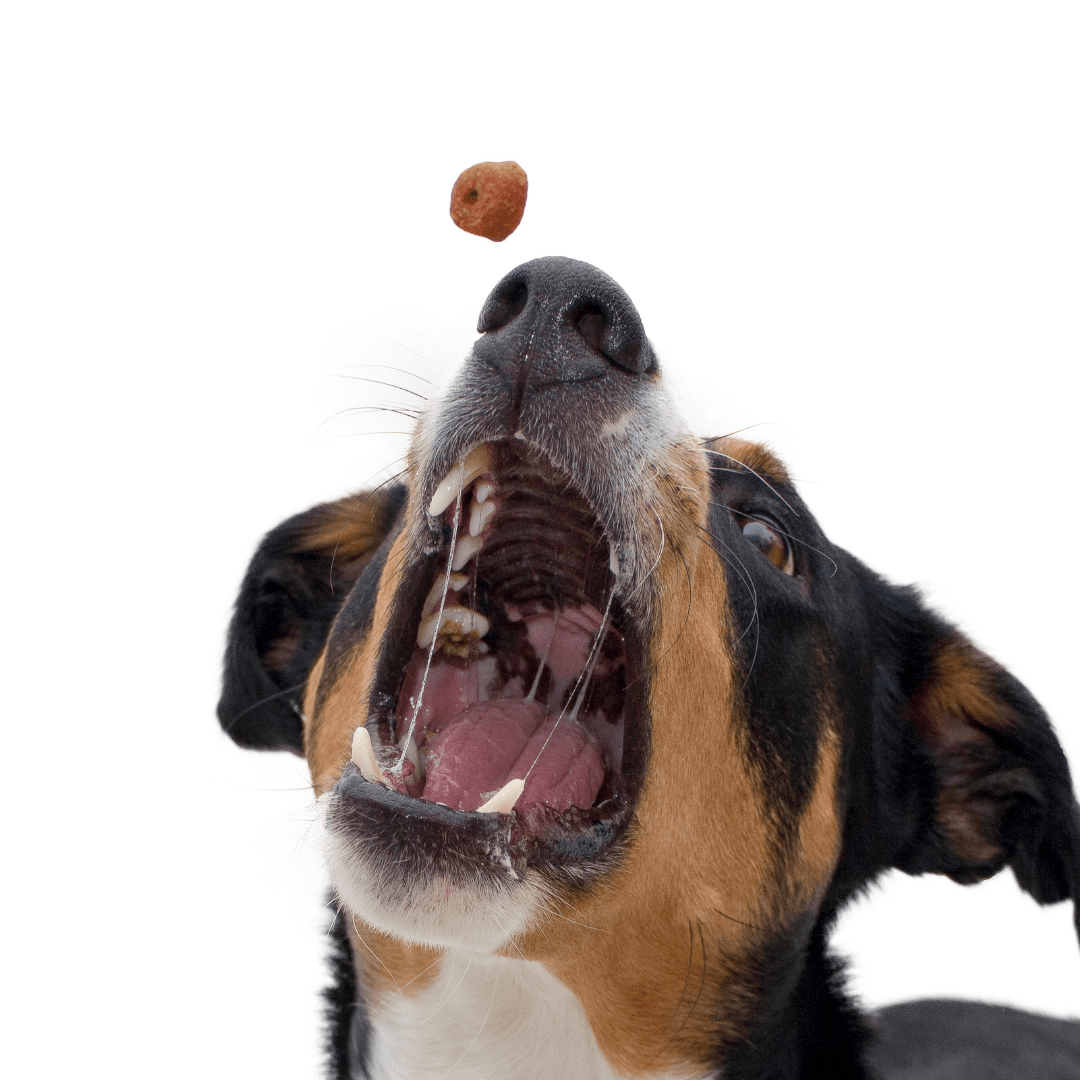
[477,276,529,333]
[475,257,657,376]
[573,304,609,357]
[569,297,652,374]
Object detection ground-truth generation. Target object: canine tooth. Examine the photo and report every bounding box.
[417,611,441,649]
[469,498,496,537]
[475,480,494,504]
[420,580,444,619]
[420,572,470,618]
[477,777,525,814]
[428,444,492,517]
[351,727,392,787]
[513,430,525,441]
[609,548,620,577]
[403,733,423,778]
[451,533,482,571]
[416,605,490,650]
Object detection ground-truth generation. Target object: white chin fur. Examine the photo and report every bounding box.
[317,797,544,952]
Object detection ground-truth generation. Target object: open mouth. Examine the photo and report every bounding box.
[338,440,648,870]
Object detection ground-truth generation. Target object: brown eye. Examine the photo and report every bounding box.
[740,518,795,576]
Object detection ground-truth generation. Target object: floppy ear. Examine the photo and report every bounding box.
[218,486,406,753]
[893,620,1080,936]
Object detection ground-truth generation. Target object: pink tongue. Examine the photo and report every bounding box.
[422,699,605,814]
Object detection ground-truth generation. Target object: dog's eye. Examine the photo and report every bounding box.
[740,517,795,575]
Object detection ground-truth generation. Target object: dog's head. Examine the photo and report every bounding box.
[220,257,1080,1074]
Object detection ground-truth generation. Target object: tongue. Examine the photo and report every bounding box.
[422,699,605,814]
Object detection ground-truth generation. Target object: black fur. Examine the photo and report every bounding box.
[869,999,1080,1078]
[218,485,405,753]
[222,259,1080,1077]
[226,460,1080,1079]
[324,902,371,1080]
[719,918,874,1080]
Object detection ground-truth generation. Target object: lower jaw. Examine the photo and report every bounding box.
[329,763,628,876]
[325,767,559,950]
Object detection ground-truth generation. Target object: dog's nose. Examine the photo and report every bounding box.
[475,257,655,381]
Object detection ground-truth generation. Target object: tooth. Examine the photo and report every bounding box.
[469,498,496,537]
[403,733,423,779]
[420,572,470,618]
[351,727,392,787]
[513,430,525,441]
[428,445,492,517]
[475,481,494,504]
[609,548,620,577]
[451,533,482,571]
[417,611,440,649]
[416,605,490,650]
[477,777,525,814]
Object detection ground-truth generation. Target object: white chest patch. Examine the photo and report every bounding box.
[363,951,692,1080]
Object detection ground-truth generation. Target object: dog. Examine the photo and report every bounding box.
[219,257,1080,1079]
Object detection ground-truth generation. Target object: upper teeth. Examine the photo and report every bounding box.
[351,726,392,788]
[451,533,482,571]
[416,605,491,651]
[469,499,496,536]
[428,444,492,517]
[421,572,469,618]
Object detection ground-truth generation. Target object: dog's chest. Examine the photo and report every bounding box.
[363,951,690,1080]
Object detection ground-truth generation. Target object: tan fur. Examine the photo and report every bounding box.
[911,635,1014,865]
[296,492,399,561]
[348,918,444,1000]
[306,528,411,795]
[509,440,841,1075]
[790,725,843,907]
[916,635,1010,743]
[709,436,791,484]
[303,436,845,1069]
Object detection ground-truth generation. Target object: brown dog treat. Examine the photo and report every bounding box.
[450,161,528,242]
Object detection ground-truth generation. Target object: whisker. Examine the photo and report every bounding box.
[353,327,442,376]
[703,447,800,518]
[735,511,839,577]
[441,963,501,1076]
[392,463,464,775]
[312,430,414,441]
[350,915,401,993]
[693,521,762,682]
[220,681,306,731]
[326,466,407,593]
[334,361,435,386]
[327,374,428,400]
[318,405,422,427]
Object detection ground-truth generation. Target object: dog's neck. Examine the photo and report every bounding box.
[359,950,691,1080]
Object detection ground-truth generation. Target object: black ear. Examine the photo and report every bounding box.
[893,620,1080,937]
[218,485,406,753]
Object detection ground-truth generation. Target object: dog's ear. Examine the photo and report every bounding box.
[218,486,406,754]
[891,616,1080,936]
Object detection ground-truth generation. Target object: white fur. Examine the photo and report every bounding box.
[319,796,546,952]
[364,950,693,1080]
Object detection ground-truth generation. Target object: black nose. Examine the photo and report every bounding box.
[476,256,655,378]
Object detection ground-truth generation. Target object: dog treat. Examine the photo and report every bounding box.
[450,161,528,242]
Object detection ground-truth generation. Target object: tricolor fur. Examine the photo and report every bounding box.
[220,257,1080,1079]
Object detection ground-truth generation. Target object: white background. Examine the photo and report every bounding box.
[3,2,1078,1076]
